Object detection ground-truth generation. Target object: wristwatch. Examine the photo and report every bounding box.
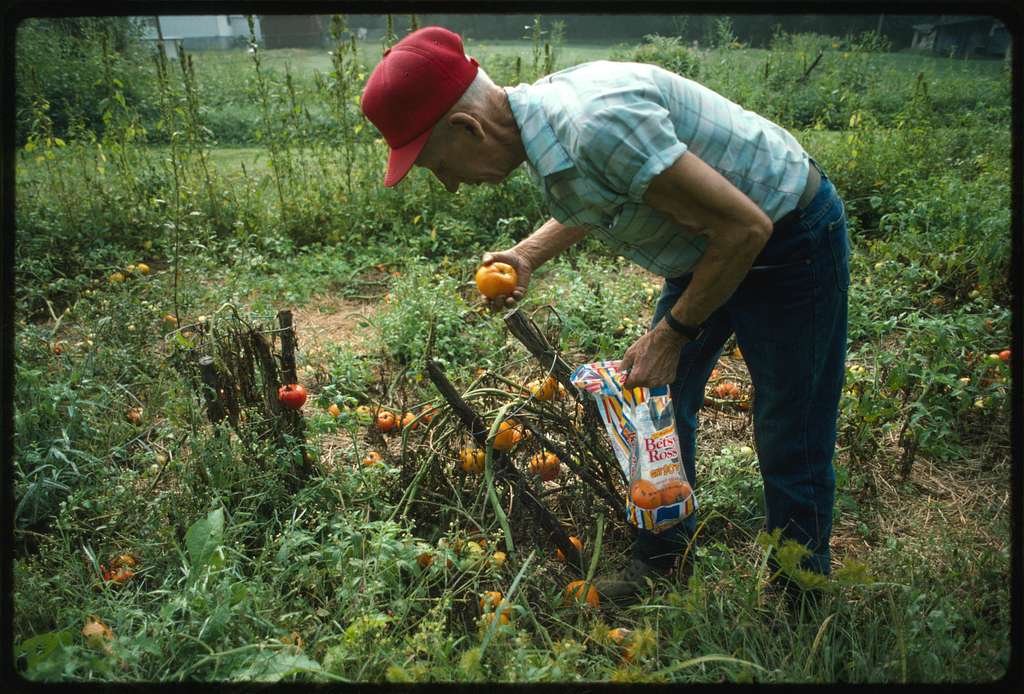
[661,312,704,341]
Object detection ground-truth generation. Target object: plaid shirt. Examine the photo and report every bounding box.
[505,61,810,277]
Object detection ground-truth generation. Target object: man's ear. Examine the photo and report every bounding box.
[448,112,484,139]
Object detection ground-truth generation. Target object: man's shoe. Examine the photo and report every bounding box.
[763,573,826,614]
[591,558,674,607]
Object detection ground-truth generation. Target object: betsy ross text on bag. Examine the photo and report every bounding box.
[570,360,697,533]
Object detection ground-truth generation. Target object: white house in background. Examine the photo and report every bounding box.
[139,15,262,56]
[911,16,1009,59]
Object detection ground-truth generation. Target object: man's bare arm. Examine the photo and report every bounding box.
[621,151,773,388]
[510,218,590,268]
[643,151,773,329]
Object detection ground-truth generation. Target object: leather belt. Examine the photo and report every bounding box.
[796,160,821,210]
[769,160,822,234]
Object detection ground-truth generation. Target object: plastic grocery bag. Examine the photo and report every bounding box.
[570,360,696,533]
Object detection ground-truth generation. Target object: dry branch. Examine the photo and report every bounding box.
[277,309,299,384]
[276,311,315,481]
[251,329,283,417]
[797,49,825,84]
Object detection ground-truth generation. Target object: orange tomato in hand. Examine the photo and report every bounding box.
[475,262,518,299]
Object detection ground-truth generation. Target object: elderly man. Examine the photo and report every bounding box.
[362,26,849,606]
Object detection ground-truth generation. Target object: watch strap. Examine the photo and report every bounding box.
[662,312,702,340]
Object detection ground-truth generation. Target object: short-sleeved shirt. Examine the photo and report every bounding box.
[504,60,810,277]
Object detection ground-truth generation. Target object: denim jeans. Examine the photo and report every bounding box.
[634,162,849,575]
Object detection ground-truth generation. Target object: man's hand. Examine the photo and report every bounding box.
[479,250,533,311]
[477,219,589,311]
[620,321,686,389]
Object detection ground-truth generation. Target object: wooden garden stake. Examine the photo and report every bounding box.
[197,355,227,425]
[277,309,298,383]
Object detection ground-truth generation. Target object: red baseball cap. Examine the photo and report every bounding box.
[361,26,479,187]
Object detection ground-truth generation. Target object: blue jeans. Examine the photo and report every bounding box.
[634,163,849,575]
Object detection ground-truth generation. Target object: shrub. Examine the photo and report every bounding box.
[611,34,701,79]
[15,18,158,144]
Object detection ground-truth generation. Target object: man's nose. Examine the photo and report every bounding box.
[435,171,458,193]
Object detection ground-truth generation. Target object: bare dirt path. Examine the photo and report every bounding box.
[290,294,381,468]
[292,293,380,362]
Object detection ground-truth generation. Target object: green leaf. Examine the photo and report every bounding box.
[229,651,322,682]
[458,646,483,678]
[185,507,224,571]
[230,581,249,606]
[15,628,75,672]
[385,664,413,682]
[833,559,874,585]
[755,528,783,550]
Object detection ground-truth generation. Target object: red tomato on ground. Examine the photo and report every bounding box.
[278,384,307,409]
